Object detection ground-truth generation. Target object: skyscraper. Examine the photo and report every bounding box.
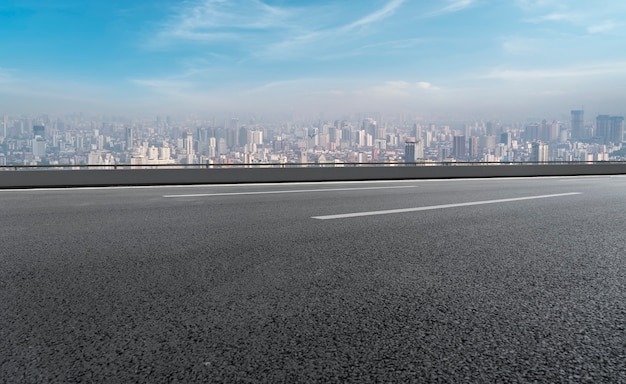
[531,141,549,163]
[33,124,45,138]
[2,115,7,137]
[594,115,623,144]
[125,126,133,150]
[500,132,512,147]
[405,138,422,164]
[468,136,479,159]
[453,135,466,160]
[571,110,584,139]
[596,115,611,143]
[182,130,194,155]
[610,116,624,144]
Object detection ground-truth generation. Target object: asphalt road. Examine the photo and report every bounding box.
[2,176,626,383]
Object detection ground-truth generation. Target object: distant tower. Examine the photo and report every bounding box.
[468,136,479,158]
[182,130,194,155]
[2,115,8,137]
[405,139,416,164]
[33,124,45,138]
[32,137,46,158]
[531,141,549,163]
[362,118,377,140]
[453,135,466,160]
[125,126,133,150]
[611,116,624,144]
[596,115,611,143]
[571,110,584,139]
[412,123,422,141]
[404,138,423,164]
[500,132,512,147]
[238,125,248,147]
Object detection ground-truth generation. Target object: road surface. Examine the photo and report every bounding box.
[2,176,626,382]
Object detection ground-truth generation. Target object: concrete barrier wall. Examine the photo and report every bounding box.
[1,164,626,188]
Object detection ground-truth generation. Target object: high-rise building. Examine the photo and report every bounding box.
[548,120,560,142]
[596,115,625,144]
[405,140,415,163]
[412,123,422,141]
[468,136,479,158]
[32,136,46,158]
[500,132,512,147]
[125,126,133,150]
[238,126,248,147]
[571,110,584,139]
[531,141,549,162]
[2,115,7,137]
[182,130,194,156]
[596,115,611,143]
[611,116,624,143]
[33,124,45,138]
[523,123,540,142]
[362,118,377,140]
[453,135,466,160]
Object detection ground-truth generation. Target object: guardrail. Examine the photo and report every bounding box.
[1,162,626,189]
[3,160,626,170]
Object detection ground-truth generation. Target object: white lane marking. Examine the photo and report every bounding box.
[559,177,608,181]
[312,192,582,220]
[162,185,418,198]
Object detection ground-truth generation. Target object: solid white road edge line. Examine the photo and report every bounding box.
[311,192,583,220]
[162,185,418,198]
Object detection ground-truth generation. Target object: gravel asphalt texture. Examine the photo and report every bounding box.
[1,176,626,383]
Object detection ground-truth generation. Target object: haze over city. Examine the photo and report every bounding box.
[1,0,625,118]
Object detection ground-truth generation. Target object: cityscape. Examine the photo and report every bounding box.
[1,110,624,168]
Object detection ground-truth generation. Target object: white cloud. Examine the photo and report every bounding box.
[155,0,294,45]
[482,62,626,80]
[524,12,579,23]
[427,0,475,17]
[343,0,405,30]
[518,1,626,36]
[587,20,617,34]
[416,81,440,90]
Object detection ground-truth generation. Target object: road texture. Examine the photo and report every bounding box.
[1,176,626,382]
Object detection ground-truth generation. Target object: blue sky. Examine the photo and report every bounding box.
[1,0,625,118]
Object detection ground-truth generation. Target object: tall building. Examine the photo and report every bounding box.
[362,118,377,140]
[2,115,7,137]
[412,123,422,141]
[596,115,611,143]
[183,131,195,164]
[33,124,45,138]
[571,110,584,139]
[238,126,248,147]
[611,116,624,144]
[548,120,560,142]
[468,136,479,158]
[453,135,466,160]
[32,137,46,159]
[500,132,512,147]
[523,123,540,142]
[125,126,133,150]
[598,115,625,144]
[404,138,423,163]
[531,141,549,163]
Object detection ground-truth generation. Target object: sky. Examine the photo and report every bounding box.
[1,0,625,119]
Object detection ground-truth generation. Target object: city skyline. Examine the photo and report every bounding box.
[1,0,626,117]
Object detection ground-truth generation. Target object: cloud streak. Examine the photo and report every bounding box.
[343,0,405,30]
[427,0,474,17]
[482,62,626,80]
